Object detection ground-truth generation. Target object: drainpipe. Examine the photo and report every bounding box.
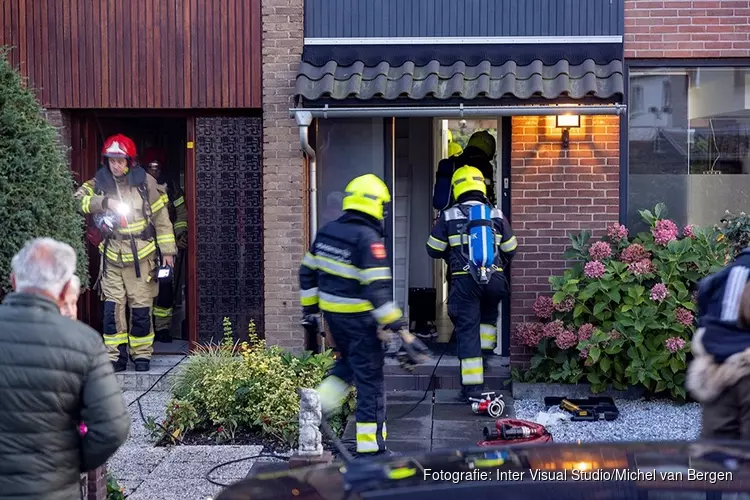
[296,111,317,239]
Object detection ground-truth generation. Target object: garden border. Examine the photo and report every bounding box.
[512,382,646,401]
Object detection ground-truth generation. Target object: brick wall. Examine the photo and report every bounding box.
[42,109,72,164]
[509,115,620,368]
[625,0,750,58]
[261,0,306,350]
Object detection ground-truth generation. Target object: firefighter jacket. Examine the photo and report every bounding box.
[157,177,188,245]
[695,248,750,362]
[75,165,177,266]
[426,192,518,277]
[299,211,404,327]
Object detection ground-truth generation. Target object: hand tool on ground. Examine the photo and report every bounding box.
[468,392,506,418]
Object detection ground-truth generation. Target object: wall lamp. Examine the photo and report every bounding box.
[556,114,580,149]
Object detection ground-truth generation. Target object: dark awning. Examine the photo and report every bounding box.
[294,43,624,103]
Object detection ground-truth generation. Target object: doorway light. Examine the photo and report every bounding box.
[555,114,580,149]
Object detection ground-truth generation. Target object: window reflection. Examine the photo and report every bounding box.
[628,67,750,232]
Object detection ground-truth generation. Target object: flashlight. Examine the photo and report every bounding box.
[116,203,130,216]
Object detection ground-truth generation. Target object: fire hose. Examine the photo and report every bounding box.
[477,418,553,447]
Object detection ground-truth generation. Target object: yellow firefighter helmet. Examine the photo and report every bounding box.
[342,174,391,220]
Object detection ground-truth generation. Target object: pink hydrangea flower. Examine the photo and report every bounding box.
[620,243,651,264]
[577,323,594,341]
[555,329,578,350]
[589,241,613,260]
[579,348,589,359]
[683,225,695,238]
[513,323,543,347]
[541,320,565,339]
[608,330,622,341]
[665,337,686,353]
[650,283,669,303]
[691,290,698,303]
[675,307,694,326]
[532,295,555,319]
[628,258,653,276]
[584,260,606,279]
[652,219,679,246]
[607,224,629,241]
[554,296,575,313]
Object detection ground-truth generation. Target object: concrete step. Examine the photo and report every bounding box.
[115,355,186,392]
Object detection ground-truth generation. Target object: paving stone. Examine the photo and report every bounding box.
[387,440,432,454]
[107,444,171,480]
[434,389,512,405]
[387,402,432,420]
[124,477,223,500]
[386,418,432,440]
[385,390,432,403]
[432,420,493,442]
[431,438,479,451]
[118,479,144,496]
[432,404,506,422]
[148,445,264,480]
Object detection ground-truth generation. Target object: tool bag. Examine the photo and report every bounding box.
[459,203,499,285]
[432,157,456,211]
[477,418,553,447]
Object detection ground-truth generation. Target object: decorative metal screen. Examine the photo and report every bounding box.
[195,116,264,342]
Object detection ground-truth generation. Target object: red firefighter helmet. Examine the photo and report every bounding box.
[141,147,167,168]
[101,134,137,162]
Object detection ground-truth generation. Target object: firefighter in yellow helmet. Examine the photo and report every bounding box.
[434,130,497,211]
[300,174,429,457]
[426,166,517,402]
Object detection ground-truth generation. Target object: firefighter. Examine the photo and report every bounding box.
[75,134,177,372]
[143,147,188,343]
[299,174,408,457]
[426,166,517,401]
[457,130,497,206]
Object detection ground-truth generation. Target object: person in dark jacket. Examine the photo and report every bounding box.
[687,248,750,439]
[426,166,517,402]
[0,237,131,500]
[300,174,408,457]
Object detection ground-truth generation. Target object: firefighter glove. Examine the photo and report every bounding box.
[301,314,322,337]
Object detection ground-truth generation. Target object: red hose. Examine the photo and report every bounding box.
[476,418,553,447]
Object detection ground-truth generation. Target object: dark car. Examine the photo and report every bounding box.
[216,441,750,500]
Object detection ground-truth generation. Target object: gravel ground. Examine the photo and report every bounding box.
[514,399,702,442]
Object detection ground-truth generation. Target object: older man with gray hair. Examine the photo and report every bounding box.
[0,237,131,499]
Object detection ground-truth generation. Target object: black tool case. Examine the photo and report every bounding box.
[543,396,620,421]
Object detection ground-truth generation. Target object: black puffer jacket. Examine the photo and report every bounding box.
[0,292,131,499]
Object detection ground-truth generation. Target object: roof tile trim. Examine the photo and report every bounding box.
[295,59,624,101]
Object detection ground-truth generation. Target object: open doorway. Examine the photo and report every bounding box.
[84,114,189,355]
[426,118,509,357]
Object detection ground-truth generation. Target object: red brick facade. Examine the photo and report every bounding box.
[624,0,750,58]
[261,0,307,350]
[509,116,621,368]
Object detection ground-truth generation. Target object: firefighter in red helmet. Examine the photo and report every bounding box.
[74,134,177,372]
[142,147,188,343]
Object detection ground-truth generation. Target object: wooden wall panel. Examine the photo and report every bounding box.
[0,0,262,108]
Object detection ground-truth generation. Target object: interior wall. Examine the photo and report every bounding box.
[393,118,433,314]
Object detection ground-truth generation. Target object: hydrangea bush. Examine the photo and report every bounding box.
[512,203,730,400]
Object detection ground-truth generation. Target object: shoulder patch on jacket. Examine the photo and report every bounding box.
[370,242,386,260]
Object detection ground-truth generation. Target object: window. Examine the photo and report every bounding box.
[627,67,750,232]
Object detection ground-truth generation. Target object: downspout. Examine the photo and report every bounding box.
[296,111,317,238]
[295,110,324,352]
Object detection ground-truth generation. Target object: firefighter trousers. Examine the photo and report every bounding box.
[153,250,185,336]
[448,274,506,393]
[316,311,387,455]
[101,257,159,362]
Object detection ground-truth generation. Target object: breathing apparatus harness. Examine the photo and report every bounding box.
[93,166,160,291]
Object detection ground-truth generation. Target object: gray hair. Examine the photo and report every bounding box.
[10,238,77,297]
[68,275,81,296]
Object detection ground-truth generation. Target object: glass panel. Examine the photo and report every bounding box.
[316,118,386,228]
[628,67,750,233]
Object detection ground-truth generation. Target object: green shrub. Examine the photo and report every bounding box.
[106,473,126,500]
[148,317,354,447]
[0,48,87,295]
[714,210,750,259]
[512,203,730,401]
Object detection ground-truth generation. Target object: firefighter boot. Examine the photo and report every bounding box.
[134,358,151,372]
[457,384,488,403]
[112,345,128,373]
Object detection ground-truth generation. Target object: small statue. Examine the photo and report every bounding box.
[297,388,323,456]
